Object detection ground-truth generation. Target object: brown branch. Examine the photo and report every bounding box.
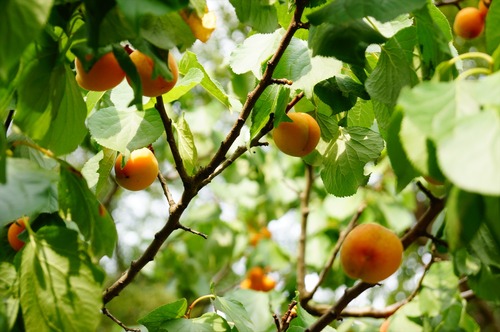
[194,0,308,185]
[305,195,446,331]
[102,307,141,332]
[286,92,305,113]
[155,96,191,185]
[297,164,314,297]
[157,171,176,209]
[271,78,294,85]
[177,224,208,239]
[301,203,366,304]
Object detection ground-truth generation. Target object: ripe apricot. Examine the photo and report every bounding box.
[272,112,321,157]
[453,7,485,39]
[8,218,27,251]
[340,223,403,284]
[114,148,159,191]
[240,267,276,292]
[249,227,272,246]
[180,9,216,43]
[75,52,125,91]
[126,50,178,97]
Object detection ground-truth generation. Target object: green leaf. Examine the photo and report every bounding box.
[288,303,335,332]
[307,0,426,26]
[140,11,196,52]
[16,56,88,155]
[0,0,54,81]
[320,126,384,197]
[437,109,500,196]
[0,126,5,183]
[59,163,117,258]
[252,85,290,139]
[445,187,484,252]
[159,313,231,332]
[314,76,366,114]
[229,0,278,33]
[308,20,386,66]
[413,4,453,78]
[174,113,198,175]
[116,0,188,32]
[20,226,104,332]
[386,109,419,192]
[82,0,116,49]
[81,148,117,196]
[0,158,58,225]
[225,290,276,332]
[347,100,374,128]
[273,37,311,82]
[179,51,231,109]
[163,68,204,103]
[138,298,188,331]
[291,55,343,98]
[486,0,500,54]
[87,106,164,155]
[229,30,283,79]
[213,296,254,332]
[365,26,419,108]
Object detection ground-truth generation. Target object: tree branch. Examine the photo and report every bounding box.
[297,164,314,297]
[155,96,191,185]
[102,307,141,332]
[157,171,176,209]
[194,1,308,184]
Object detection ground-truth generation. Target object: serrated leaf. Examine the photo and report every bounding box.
[20,226,104,332]
[0,0,53,81]
[291,55,343,98]
[87,106,164,154]
[138,298,188,331]
[0,158,58,225]
[229,0,278,33]
[159,313,231,332]
[213,296,254,332]
[174,113,198,175]
[314,76,364,114]
[320,126,384,197]
[347,99,374,128]
[307,0,426,26]
[59,163,117,258]
[225,290,276,332]
[252,85,290,139]
[16,52,87,155]
[179,51,231,108]
[81,148,117,195]
[273,37,311,82]
[229,30,283,79]
[140,11,196,52]
[308,20,386,66]
[365,26,418,108]
[162,67,204,103]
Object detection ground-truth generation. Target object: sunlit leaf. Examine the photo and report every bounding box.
[20,226,104,332]
[229,0,278,33]
[138,298,188,331]
[213,296,254,332]
[174,113,198,175]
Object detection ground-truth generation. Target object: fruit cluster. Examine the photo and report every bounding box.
[453,0,492,39]
[240,266,276,292]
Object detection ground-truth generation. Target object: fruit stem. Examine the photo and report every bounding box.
[456,67,492,80]
[185,294,216,318]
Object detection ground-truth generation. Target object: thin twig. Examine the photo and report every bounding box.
[102,307,141,332]
[271,78,294,85]
[155,96,190,185]
[177,224,208,239]
[297,164,314,298]
[157,171,176,209]
[301,203,366,304]
[416,181,439,202]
